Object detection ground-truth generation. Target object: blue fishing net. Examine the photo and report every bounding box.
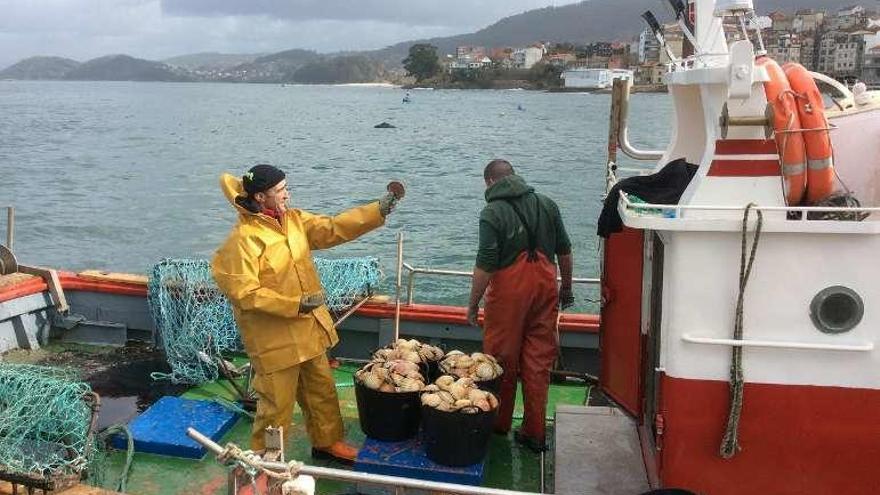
[0,363,95,481]
[148,257,381,384]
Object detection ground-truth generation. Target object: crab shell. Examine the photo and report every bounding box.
[456,356,475,369]
[487,393,499,409]
[379,383,396,393]
[474,398,492,412]
[449,383,469,400]
[400,350,421,363]
[374,348,393,361]
[454,399,473,409]
[436,391,455,404]
[435,375,455,391]
[396,377,423,392]
[389,360,420,375]
[360,372,383,390]
[423,384,440,393]
[468,389,488,402]
[474,362,497,380]
[421,393,442,407]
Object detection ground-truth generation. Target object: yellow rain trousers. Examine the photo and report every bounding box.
[211,173,385,449]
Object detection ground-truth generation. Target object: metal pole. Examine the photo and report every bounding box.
[6,207,13,251]
[334,297,371,326]
[615,79,665,162]
[187,428,541,495]
[394,231,404,341]
[406,270,416,305]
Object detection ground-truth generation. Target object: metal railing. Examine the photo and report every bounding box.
[619,191,880,219]
[402,262,599,305]
[613,79,665,162]
[188,428,543,495]
[3,207,12,250]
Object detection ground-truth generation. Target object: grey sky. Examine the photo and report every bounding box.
[0,0,575,69]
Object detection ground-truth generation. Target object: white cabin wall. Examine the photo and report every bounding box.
[660,230,880,389]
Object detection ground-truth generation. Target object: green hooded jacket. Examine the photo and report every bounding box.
[476,175,571,272]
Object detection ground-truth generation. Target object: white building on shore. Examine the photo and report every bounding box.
[562,68,633,89]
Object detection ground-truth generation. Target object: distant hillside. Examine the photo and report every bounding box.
[163,52,262,70]
[368,0,865,66]
[0,56,80,80]
[224,49,322,82]
[292,56,384,84]
[63,55,190,82]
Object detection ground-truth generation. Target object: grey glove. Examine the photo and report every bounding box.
[559,286,574,310]
[299,292,326,314]
[378,192,397,217]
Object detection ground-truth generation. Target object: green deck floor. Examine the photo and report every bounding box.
[2,347,589,494]
[100,366,589,495]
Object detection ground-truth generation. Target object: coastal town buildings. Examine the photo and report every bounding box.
[443,4,880,89]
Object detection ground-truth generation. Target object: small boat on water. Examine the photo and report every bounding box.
[2,0,880,493]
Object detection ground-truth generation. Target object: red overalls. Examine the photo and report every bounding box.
[482,250,559,442]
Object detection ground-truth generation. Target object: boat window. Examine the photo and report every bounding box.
[810,286,864,334]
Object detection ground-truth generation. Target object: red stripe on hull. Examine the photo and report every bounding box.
[707,159,781,177]
[659,375,880,494]
[0,272,601,333]
[714,139,778,155]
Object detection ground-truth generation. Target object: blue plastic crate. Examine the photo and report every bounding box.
[354,437,485,486]
[110,396,238,459]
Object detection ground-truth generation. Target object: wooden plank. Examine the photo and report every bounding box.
[78,270,148,286]
[0,273,37,289]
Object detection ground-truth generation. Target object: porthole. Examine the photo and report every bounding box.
[810,286,864,334]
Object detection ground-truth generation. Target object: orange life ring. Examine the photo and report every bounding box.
[757,57,806,205]
[784,62,835,204]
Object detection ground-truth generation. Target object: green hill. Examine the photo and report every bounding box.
[63,55,191,82]
[0,56,80,80]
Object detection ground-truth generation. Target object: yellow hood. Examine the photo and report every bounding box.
[220,173,251,215]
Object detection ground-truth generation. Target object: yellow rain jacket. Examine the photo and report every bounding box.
[211,173,385,374]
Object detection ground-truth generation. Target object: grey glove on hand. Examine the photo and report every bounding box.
[299,292,326,314]
[378,192,397,217]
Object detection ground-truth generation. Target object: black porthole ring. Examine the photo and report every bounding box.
[810,286,864,334]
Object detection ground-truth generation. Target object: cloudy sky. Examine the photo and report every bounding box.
[0,0,575,68]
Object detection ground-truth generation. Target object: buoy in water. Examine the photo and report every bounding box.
[374,122,396,129]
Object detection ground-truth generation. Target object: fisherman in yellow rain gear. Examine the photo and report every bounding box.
[211,164,398,463]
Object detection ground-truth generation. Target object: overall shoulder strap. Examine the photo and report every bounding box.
[502,195,540,262]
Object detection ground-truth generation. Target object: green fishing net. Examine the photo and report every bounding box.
[0,363,95,481]
[148,257,381,384]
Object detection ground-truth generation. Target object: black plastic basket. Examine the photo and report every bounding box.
[421,405,497,467]
[354,378,421,441]
[474,376,501,395]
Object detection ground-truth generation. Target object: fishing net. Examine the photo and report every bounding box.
[0,363,96,483]
[148,257,381,384]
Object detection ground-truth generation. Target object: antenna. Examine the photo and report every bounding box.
[666,0,700,55]
[641,11,678,62]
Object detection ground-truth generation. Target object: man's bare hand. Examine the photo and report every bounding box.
[467,305,480,327]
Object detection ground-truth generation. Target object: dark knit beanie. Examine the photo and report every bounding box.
[242,164,286,195]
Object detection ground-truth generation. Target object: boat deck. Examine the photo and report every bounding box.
[2,343,591,495]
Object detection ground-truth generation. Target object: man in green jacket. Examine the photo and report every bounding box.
[467,159,574,452]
